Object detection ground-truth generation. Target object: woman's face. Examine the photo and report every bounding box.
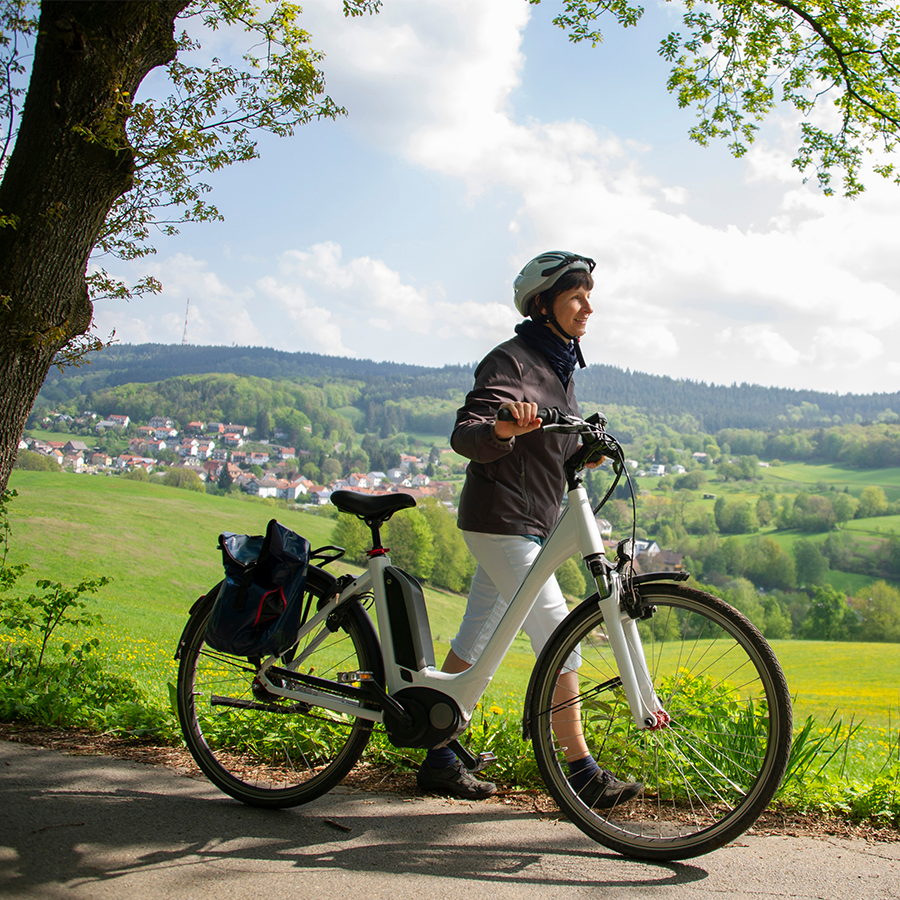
[549,286,592,340]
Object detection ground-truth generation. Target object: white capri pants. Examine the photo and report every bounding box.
[451,531,579,668]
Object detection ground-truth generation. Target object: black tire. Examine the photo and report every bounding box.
[528,583,792,860]
[176,566,381,808]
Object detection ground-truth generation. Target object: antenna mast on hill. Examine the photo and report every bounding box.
[182,297,190,345]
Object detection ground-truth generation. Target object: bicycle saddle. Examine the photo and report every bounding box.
[330,490,416,522]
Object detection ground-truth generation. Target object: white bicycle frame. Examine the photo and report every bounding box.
[256,481,668,735]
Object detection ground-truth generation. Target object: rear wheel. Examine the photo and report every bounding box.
[529,583,791,860]
[176,566,380,808]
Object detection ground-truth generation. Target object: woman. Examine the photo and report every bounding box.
[417,251,642,808]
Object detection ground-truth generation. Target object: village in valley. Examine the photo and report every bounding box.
[20,410,459,507]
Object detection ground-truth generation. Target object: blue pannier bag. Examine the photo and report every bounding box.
[205,518,311,657]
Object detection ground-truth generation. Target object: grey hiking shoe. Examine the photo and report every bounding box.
[570,769,642,809]
[417,759,497,799]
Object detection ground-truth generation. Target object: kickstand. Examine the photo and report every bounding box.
[447,739,497,774]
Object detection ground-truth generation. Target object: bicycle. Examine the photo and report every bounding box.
[175,408,792,861]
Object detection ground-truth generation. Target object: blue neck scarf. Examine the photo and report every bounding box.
[514,320,578,386]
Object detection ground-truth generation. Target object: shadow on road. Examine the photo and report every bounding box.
[1,743,709,895]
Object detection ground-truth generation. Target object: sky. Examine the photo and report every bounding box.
[91,0,900,397]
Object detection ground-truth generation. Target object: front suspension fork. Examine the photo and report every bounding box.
[597,592,669,730]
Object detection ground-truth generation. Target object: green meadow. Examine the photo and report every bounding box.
[2,470,537,710]
[844,515,900,537]
[5,469,900,733]
[761,462,900,497]
[28,428,100,448]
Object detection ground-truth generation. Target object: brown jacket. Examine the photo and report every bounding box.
[452,335,580,539]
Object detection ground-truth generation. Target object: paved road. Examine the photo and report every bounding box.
[1,740,898,900]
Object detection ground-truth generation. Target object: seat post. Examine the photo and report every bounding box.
[366,517,385,554]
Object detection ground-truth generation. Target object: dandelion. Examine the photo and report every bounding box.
[489,704,504,715]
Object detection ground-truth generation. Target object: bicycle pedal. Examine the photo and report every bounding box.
[468,751,498,774]
[337,670,374,684]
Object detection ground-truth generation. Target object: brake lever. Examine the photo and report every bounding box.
[542,422,590,434]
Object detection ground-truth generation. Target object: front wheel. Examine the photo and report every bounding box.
[176,566,381,808]
[528,583,792,860]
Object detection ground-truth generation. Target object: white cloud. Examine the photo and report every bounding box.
[92,254,265,347]
[262,241,519,361]
[662,186,689,205]
[276,242,434,333]
[718,326,804,367]
[433,299,518,343]
[255,275,352,357]
[810,327,883,370]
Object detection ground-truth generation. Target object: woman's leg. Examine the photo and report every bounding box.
[551,670,590,763]
[419,562,501,797]
[448,555,509,666]
[441,649,470,674]
[443,533,641,806]
[454,533,591,762]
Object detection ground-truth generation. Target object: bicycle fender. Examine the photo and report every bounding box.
[174,584,222,661]
[630,571,690,585]
[190,582,223,615]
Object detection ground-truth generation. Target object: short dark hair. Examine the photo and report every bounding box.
[531,268,594,319]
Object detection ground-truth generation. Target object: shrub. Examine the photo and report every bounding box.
[14,450,60,472]
[162,469,205,491]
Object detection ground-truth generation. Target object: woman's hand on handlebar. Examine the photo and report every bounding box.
[494,401,542,440]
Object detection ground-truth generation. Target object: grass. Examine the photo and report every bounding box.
[725,528,898,594]
[651,460,900,596]
[844,514,900,537]
[665,461,900,527]
[761,462,900,497]
[770,640,900,727]
[817,569,887,595]
[405,431,453,448]
[6,471,329,641]
[27,428,99,447]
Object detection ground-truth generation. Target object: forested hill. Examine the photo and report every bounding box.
[41,343,900,431]
[576,366,900,431]
[43,343,474,402]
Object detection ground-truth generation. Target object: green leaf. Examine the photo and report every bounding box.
[543,0,900,195]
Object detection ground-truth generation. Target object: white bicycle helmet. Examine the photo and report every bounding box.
[513,251,596,317]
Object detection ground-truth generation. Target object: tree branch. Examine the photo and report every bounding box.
[767,0,900,130]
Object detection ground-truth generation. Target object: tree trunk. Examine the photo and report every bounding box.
[0,0,188,494]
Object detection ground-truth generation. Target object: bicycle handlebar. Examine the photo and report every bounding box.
[496,406,559,425]
[496,406,607,432]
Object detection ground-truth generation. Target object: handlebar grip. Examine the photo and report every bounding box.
[496,406,557,424]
